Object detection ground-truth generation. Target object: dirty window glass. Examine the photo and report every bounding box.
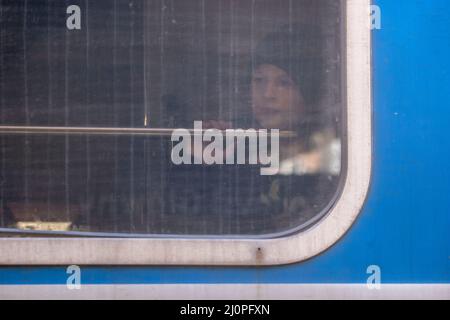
[0,0,343,237]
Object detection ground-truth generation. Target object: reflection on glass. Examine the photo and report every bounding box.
[0,0,343,236]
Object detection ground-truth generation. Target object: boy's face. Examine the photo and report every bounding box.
[251,64,305,130]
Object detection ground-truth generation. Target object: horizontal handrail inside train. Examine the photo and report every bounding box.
[0,126,297,138]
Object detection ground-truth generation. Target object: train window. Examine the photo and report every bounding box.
[0,0,371,265]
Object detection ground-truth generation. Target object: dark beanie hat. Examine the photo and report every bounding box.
[252,24,325,107]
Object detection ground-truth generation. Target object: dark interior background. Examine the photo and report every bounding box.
[0,0,342,235]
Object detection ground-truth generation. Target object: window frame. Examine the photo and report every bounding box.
[0,0,371,266]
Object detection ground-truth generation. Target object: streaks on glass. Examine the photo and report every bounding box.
[0,0,342,237]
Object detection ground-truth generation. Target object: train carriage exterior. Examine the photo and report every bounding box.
[0,0,449,300]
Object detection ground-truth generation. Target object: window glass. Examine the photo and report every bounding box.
[0,0,343,236]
